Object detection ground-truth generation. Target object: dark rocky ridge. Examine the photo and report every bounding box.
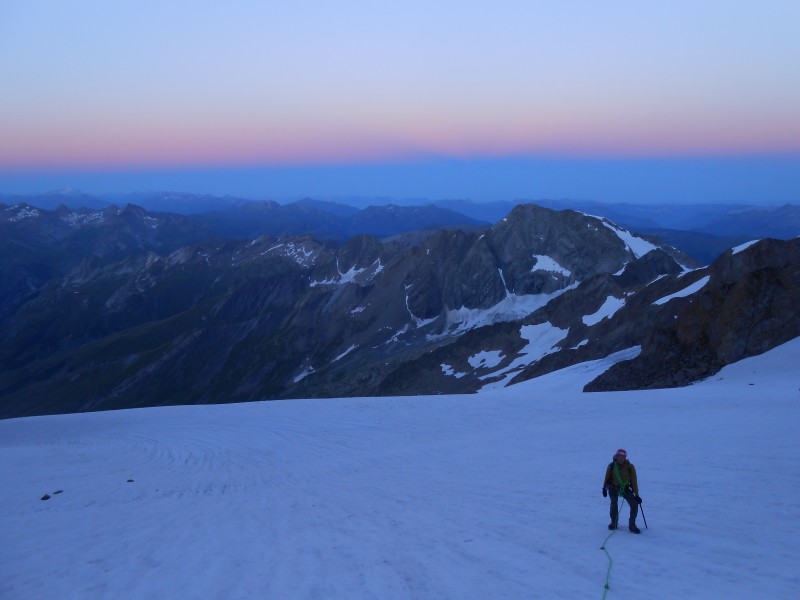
[585,238,800,390]
[2,201,796,419]
[374,238,799,397]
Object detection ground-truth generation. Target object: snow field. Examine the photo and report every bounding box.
[1,339,799,599]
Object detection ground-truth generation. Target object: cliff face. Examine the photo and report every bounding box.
[584,238,800,391]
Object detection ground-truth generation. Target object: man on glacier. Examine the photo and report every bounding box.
[602,448,642,534]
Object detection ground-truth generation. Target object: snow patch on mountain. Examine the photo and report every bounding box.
[497,269,510,294]
[312,259,383,287]
[468,351,504,369]
[440,364,467,378]
[386,324,411,345]
[333,345,358,362]
[583,296,626,326]
[501,345,643,395]
[293,366,315,383]
[519,323,569,364]
[267,242,317,268]
[61,210,103,226]
[336,263,366,285]
[532,255,571,276]
[479,322,569,388]
[5,205,40,221]
[597,218,659,258]
[653,276,711,305]
[436,285,576,339]
[732,240,761,254]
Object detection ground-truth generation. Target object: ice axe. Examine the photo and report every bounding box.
[628,484,648,529]
[638,497,648,529]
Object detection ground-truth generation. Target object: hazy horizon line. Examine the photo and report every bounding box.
[1,154,798,206]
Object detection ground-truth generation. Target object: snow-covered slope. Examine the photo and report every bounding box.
[2,338,799,599]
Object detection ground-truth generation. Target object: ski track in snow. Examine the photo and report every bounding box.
[1,339,800,599]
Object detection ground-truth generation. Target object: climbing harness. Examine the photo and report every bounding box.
[613,462,629,490]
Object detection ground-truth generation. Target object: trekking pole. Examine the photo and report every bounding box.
[639,502,648,529]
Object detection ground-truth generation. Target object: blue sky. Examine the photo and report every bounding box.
[1,1,798,203]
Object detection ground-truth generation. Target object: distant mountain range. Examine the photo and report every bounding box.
[2,200,797,418]
[2,190,797,263]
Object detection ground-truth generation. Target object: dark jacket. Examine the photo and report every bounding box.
[604,460,638,495]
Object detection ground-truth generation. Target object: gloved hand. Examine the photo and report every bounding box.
[635,495,643,504]
[602,487,607,497]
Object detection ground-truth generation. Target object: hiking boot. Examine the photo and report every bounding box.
[608,522,617,530]
[629,525,641,534]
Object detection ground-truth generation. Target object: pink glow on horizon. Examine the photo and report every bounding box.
[3,104,800,171]
[2,73,800,170]
[2,2,798,173]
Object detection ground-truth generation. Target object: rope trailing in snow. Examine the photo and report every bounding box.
[599,496,622,599]
[599,528,617,598]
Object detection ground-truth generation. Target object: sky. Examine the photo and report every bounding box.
[1,1,799,203]
[2,337,798,598]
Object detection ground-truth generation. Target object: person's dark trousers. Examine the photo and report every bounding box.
[609,486,638,527]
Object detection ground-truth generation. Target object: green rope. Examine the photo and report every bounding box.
[599,496,623,599]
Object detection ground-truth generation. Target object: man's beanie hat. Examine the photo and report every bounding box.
[615,449,627,458]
